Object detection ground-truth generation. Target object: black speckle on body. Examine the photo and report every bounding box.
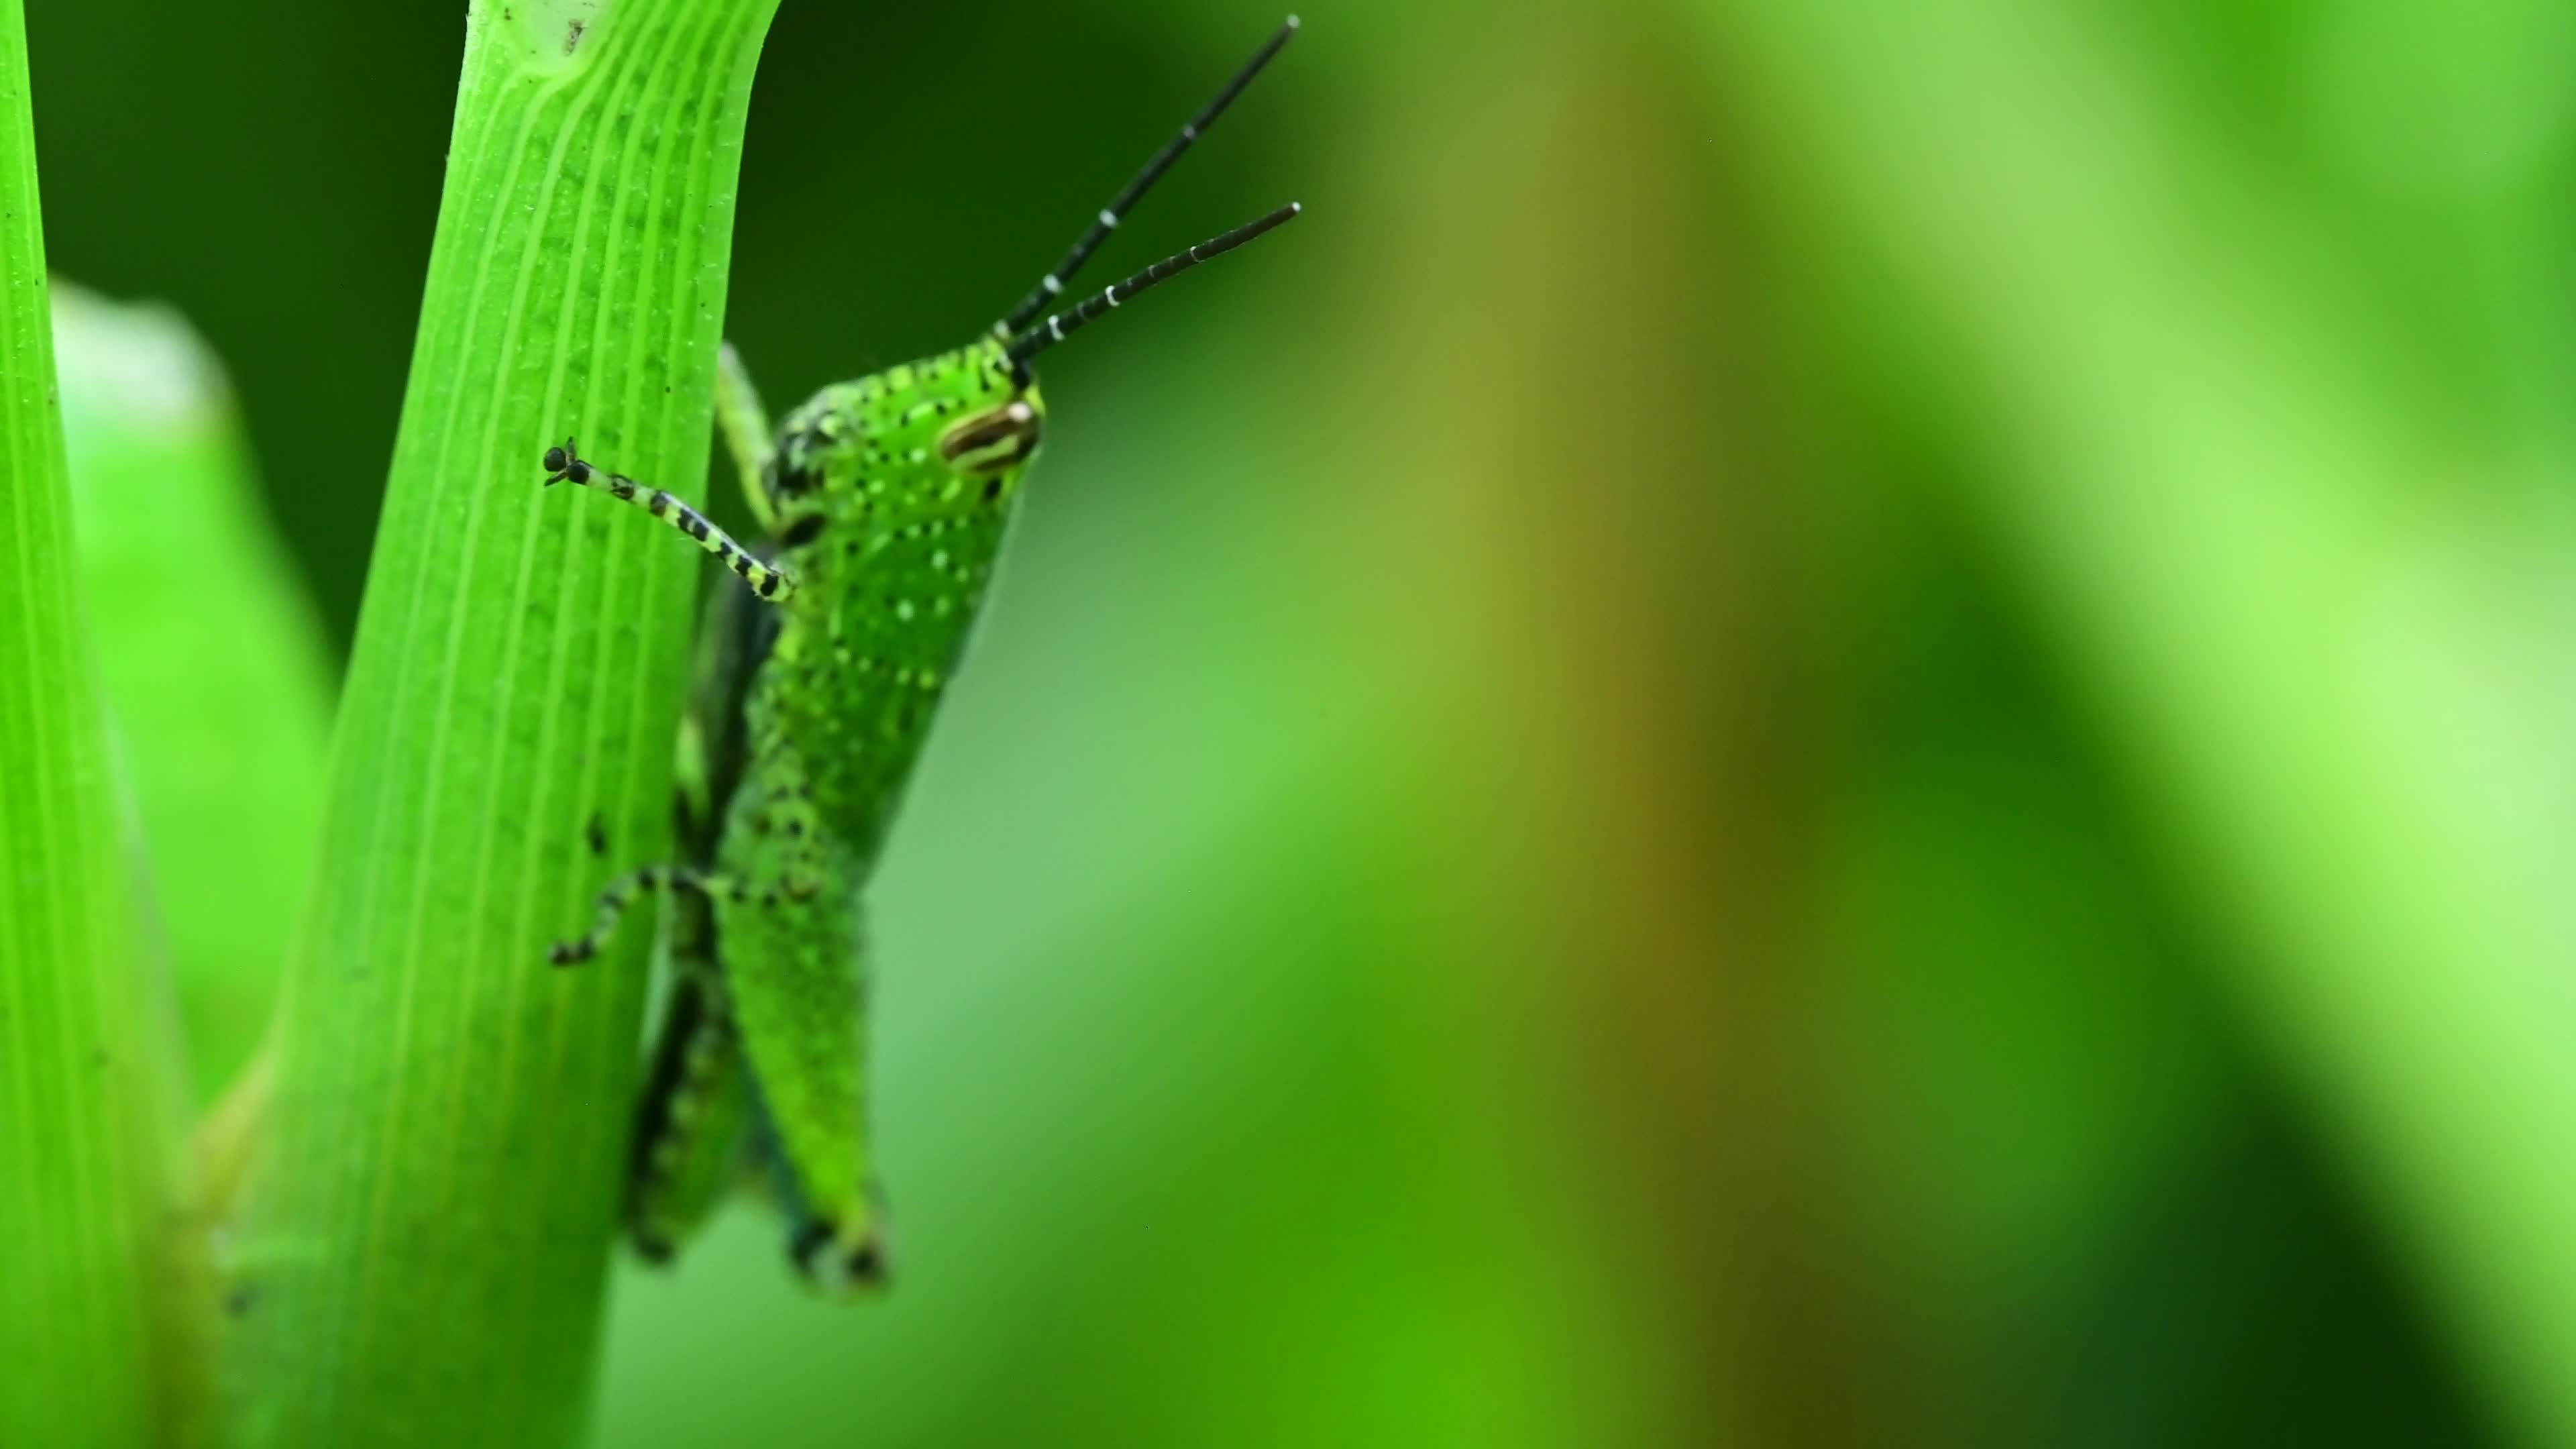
[779,513,828,550]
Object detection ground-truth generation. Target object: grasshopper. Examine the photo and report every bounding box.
[543,19,1301,1295]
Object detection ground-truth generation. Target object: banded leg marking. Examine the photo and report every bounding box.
[543,438,796,602]
[551,865,733,967]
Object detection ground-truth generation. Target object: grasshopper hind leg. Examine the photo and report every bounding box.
[627,954,759,1263]
[622,577,775,1267]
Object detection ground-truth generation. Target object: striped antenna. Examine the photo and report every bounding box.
[995,15,1300,338]
[1006,204,1301,366]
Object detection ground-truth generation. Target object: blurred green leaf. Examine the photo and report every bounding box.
[226,3,777,1443]
[1678,0,2576,1441]
[55,282,333,1104]
[0,4,205,1444]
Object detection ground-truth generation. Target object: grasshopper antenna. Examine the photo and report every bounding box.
[1006,204,1301,366]
[996,15,1300,338]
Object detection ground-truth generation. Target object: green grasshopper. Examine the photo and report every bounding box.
[543,19,1301,1296]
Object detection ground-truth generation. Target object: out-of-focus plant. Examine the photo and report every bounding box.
[0,3,207,1445]
[56,283,333,1106]
[1678,2,2576,1443]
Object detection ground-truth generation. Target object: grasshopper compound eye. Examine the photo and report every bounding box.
[937,399,1042,477]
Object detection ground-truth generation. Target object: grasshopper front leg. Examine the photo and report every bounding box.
[542,439,795,602]
[715,342,782,533]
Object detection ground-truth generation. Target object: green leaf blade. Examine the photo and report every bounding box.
[229,4,779,1444]
[0,3,202,1446]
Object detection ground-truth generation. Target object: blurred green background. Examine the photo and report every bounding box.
[28,0,2576,1444]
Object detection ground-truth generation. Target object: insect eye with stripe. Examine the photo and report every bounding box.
[545,16,1305,1296]
[938,400,1042,477]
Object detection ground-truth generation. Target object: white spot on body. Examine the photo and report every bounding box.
[1042,275,1063,295]
[1099,209,1120,229]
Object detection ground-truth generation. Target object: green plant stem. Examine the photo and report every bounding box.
[228,3,777,1444]
[0,2,201,1444]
